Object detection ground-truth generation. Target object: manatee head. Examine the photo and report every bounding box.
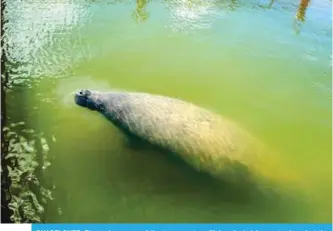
[74,89,105,112]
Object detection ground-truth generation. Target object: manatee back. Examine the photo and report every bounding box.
[101,92,272,181]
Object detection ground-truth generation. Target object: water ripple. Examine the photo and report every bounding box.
[4,0,93,83]
[165,0,222,33]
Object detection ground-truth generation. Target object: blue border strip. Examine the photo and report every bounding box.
[32,223,332,231]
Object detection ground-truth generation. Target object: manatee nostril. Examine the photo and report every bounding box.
[85,89,92,96]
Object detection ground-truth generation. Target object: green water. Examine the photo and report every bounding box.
[2,0,332,223]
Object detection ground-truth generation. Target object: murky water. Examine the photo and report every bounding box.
[2,0,332,223]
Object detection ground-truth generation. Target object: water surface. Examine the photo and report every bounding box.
[2,0,332,223]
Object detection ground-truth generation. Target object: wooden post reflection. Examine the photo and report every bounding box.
[296,0,311,22]
[133,0,149,23]
[268,0,275,8]
[1,0,13,223]
[293,0,311,34]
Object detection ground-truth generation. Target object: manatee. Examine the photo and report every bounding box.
[74,89,299,188]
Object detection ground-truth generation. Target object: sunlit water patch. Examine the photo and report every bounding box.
[165,0,223,32]
[4,0,92,82]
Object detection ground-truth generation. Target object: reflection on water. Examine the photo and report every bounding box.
[132,0,315,34]
[132,0,149,23]
[293,0,311,34]
[267,0,275,8]
[1,81,57,222]
[3,0,92,82]
[295,0,310,22]
[166,0,221,32]
[1,0,332,224]
[3,123,53,223]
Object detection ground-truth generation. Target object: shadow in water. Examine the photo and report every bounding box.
[87,127,304,222]
[124,134,294,202]
[45,119,307,222]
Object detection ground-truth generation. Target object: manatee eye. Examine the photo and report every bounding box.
[78,89,91,98]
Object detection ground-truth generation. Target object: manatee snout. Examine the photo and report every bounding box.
[74,89,97,110]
